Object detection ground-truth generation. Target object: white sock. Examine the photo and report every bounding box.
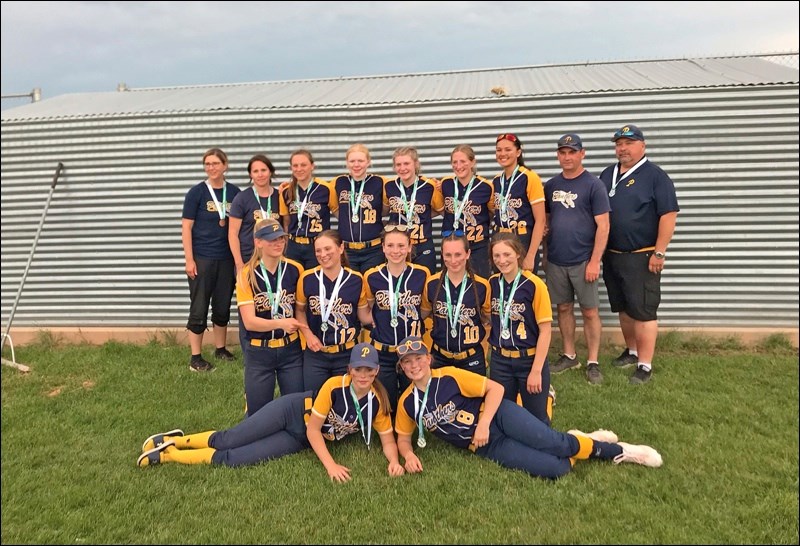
[629,349,638,357]
[587,361,599,366]
[564,353,577,359]
[637,362,652,372]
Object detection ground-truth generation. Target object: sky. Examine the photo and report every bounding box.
[1,1,798,109]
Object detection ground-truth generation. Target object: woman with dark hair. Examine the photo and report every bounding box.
[492,134,546,273]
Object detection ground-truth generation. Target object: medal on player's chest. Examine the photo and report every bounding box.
[320,323,329,333]
[501,329,511,340]
[219,219,226,227]
[450,328,458,338]
[390,317,399,328]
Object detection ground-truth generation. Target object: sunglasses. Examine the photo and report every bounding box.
[442,229,465,238]
[614,128,639,139]
[384,223,410,233]
[397,339,426,356]
[496,133,519,143]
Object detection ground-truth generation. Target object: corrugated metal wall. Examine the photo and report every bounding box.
[2,85,798,329]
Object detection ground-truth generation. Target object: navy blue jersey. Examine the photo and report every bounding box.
[599,160,679,252]
[395,366,487,450]
[441,176,494,244]
[491,166,544,237]
[488,271,552,350]
[182,180,242,259]
[332,174,387,243]
[364,264,428,345]
[312,374,393,441]
[236,258,304,342]
[384,177,444,243]
[279,178,338,238]
[544,170,611,266]
[297,266,366,346]
[423,272,490,353]
[229,187,281,262]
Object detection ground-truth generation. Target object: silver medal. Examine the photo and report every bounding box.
[351,214,359,223]
[609,189,616,197]
[500,212,509,223]
[273,314,283,320]
[501,329,511,340]
[390,317,399,328]
[450,328,458,338]
[417,437,427,448]
[320,323,329,332]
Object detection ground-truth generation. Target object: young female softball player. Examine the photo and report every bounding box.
[279,149,337,270]
[235,218,305,416]
[362,224,429,410]
[331,143,388,274]
[383,146,444,275]
[138,343,404,483]
[422,233,491,375]
[394,336,662,480]
[439,145,495,278]
[295,230,369,395]
[492,133,546,273]
[488,232,553,425]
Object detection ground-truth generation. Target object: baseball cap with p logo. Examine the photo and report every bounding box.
[612,124,645,142]
[557,133,583,151]
[349,342,380,369]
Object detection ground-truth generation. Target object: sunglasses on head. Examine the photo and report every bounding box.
[496,133,519,143]
[614,129,637,139]
[442,229,465,238]
[384,223,410,233]
[396,339,425,356]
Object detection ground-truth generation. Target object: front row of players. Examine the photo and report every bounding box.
[138,340,662,481]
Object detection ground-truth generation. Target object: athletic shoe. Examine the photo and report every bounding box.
[548,384,556,407]
[586,363,603,385]
[629,366,652,385]
[611,349,638,368]
[551,354,580,374]
[189,357,215,372]
[142,429,184,452]
[214,347,235,361]
[137,439,175,467]
[568,429,619,444]
[614,442,663,468]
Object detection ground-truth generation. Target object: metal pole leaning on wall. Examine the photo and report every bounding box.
[1,162,64,362]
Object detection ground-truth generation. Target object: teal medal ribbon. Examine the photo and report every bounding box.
[396,177,419,227]
[206,181,228,226]
[498,167,519,224]
[347,379,373,449]
[451,176,475,230]
[413,377,432,448]
[349,176,367,223]
[498,270,522,340]
[253,186,273,220]
[444,273,468,338]
[258,259,286,319]
[383,265,406,329]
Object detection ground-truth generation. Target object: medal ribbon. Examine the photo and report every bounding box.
[295,181,316,231]
[253,186,272,219]
[499,270,522,338]
[452,176,476,230]
[205,181,227,221]
[382,265,406,329]
[444,273,468,338]
[348,382,373,449]
[413,377,432,447]
[258,259,286,317]
[317,267,347,342]
[349,176,367,222]
[498,167,519,223]
[396,177,419,227]
[609,156,647,197]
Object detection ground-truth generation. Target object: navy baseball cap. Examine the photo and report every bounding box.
[611,124,645,142]
[349,342,380,369]
[557,133,583,151]
[254,222,287,241]
[396,336,429,362]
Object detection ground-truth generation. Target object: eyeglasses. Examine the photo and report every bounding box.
[204,162,224,168]
[397,339,426,356]
[384,223,410,233]
[496,133,519,143]
[442,229,465,238]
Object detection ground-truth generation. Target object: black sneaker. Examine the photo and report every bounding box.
[551,354,581,374]
[611,349,638,368]
[586,363,603,385]
[189,357,215,372]
[629,366,652,385]
[214,347,235,361]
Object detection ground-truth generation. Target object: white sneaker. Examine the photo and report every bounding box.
[614,442,663,468]
[568,429,619,443]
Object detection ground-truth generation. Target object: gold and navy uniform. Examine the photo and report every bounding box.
[488,271,552,350]
[296,266,367,347]
[440,176,494,244]
[312,375,394,441]
[364,264,429,346]
[423,272,490,355]
[384,176,444,244]
[395,366,487,450]
[236,258,304,343]
[279,178,338,239]
[492,166,544,238]
[332,174,387,243]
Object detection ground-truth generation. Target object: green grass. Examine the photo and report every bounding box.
[2,333,798,544]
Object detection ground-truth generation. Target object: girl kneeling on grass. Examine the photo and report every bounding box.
[394,335,662,480]
[138,343,404,483]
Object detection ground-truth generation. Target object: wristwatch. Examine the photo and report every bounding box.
[654,251,666,259]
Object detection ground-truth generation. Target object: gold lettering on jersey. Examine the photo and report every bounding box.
[490,298,526,322]
[434,301,477,326]
[552,190,577,209]
[288,200,323,219]
[422,400,458,429]
[206,200,229,213]
[444,196,481,226]
[308,296,354,327]
[338,190,375,209]
[375,290,421,322]
[253,291,296,316]
[322,407,360,441]
[388,196,426,218]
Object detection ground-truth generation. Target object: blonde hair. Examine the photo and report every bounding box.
[346,143,372,163]
[392,146,421,175]
[489,232,526,269]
